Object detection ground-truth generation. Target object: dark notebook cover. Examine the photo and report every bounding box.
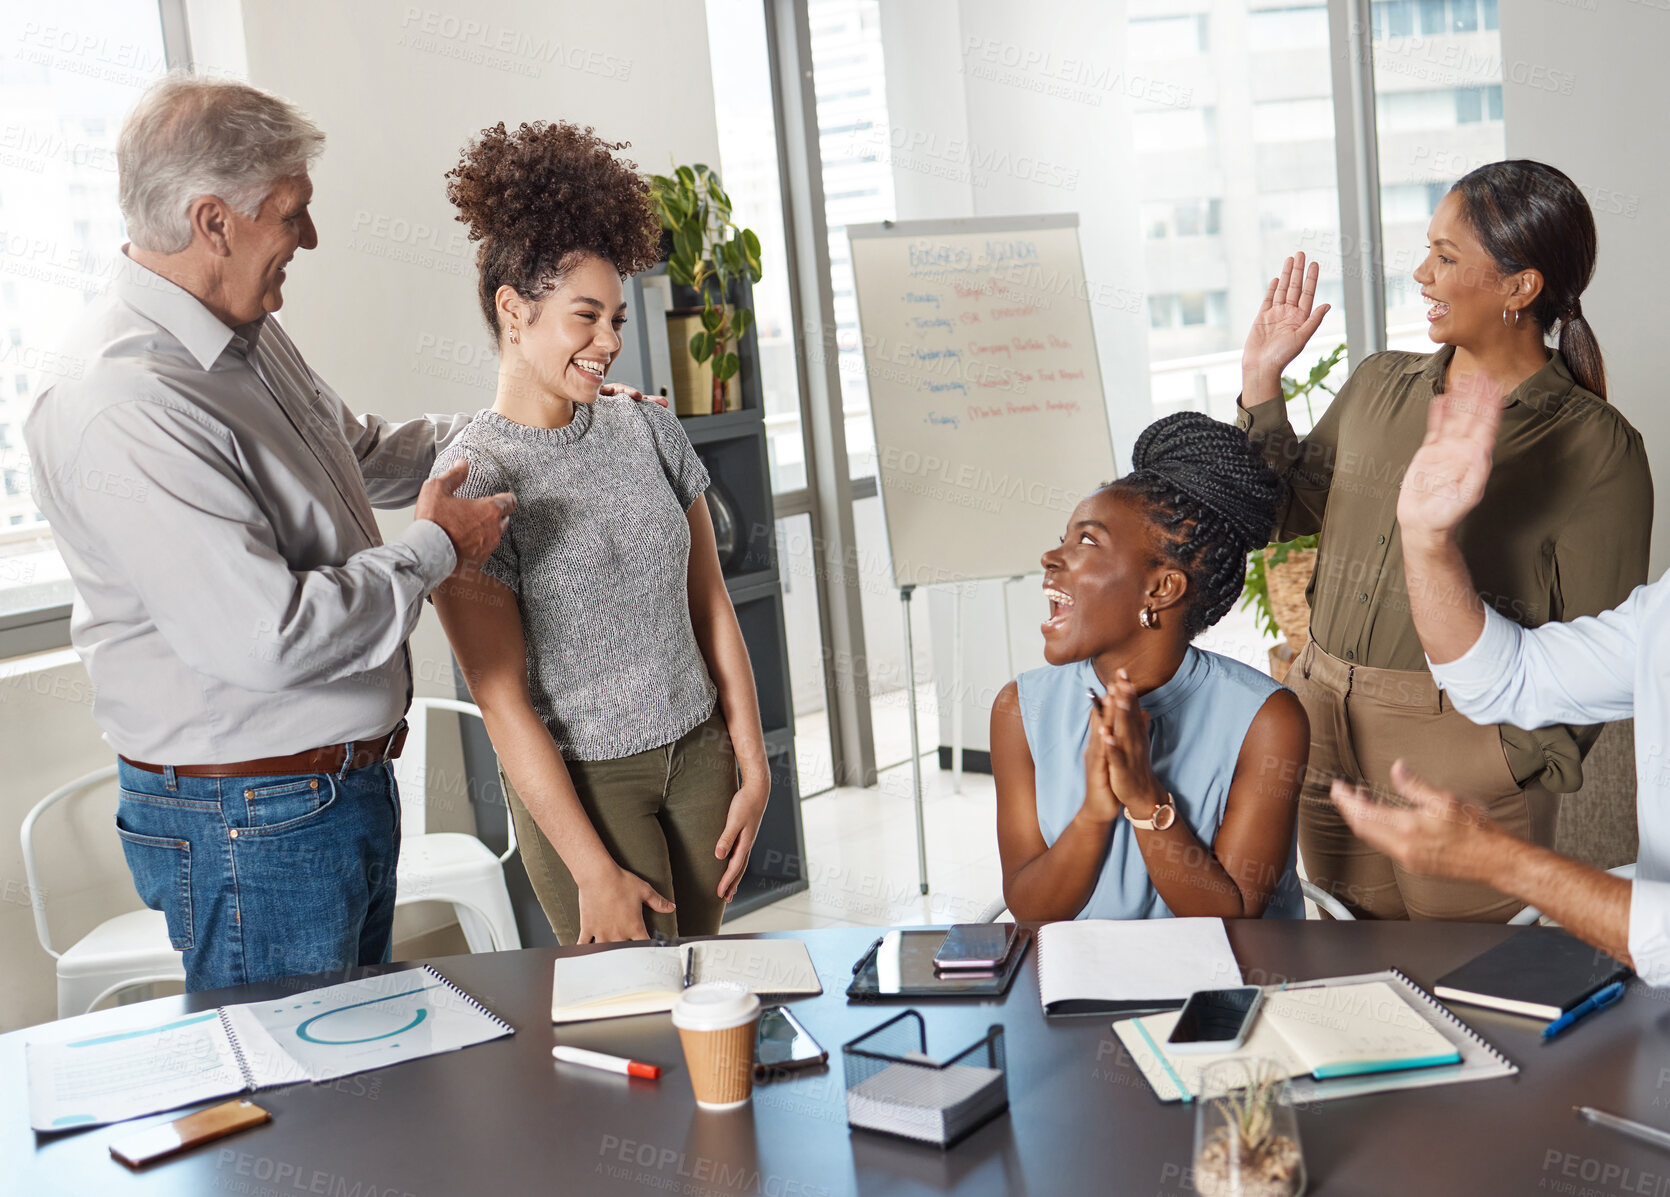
[1434,927,1631,1020]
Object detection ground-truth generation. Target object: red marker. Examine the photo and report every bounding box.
[552,1045,661,1080]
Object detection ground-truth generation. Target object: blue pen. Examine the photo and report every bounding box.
[1543,980,1627,1040]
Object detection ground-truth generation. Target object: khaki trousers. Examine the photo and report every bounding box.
[500,707,737,944]
[1290,641,1558,922]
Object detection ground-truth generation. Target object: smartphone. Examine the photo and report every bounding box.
[932,923,1017,971]
[1167,986,1264,1054]
[754,1005,827,1077]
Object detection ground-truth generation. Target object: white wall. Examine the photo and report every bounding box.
[0,0,723,1032]
[1500,3,1670,577]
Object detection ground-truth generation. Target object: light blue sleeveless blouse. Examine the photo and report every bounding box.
[1016,647,1303,920]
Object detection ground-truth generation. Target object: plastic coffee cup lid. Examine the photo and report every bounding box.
[671,981,760,1031]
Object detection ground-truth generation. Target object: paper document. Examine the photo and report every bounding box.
[1037,918,1242,1015]
[27,966,512,1131]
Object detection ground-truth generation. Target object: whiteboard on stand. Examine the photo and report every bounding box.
[847,214,1118,587]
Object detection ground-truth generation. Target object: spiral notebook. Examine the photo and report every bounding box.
[1113,968,1516,1104]
[27,966,513,1131]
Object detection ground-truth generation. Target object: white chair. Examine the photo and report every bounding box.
[392,698,522,953]
[22,765,187,1018]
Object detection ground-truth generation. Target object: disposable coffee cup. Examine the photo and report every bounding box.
[671,982,761,1111]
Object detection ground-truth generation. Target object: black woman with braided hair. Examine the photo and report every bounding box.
[1239,160,1651,923]
[992,412,1311,922]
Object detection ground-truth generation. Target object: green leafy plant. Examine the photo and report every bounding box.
[1240,342,1346,639]
[647,163,763,407]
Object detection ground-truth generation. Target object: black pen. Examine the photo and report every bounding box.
[853,935,885,975]
[682,944,696,989]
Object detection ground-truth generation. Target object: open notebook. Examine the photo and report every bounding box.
[552,939,822,1023]
[1037,917,1243,1016]
[1114,969,1516,1104]
[27,967,512,1131]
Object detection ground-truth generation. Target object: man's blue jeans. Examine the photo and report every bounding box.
[114,757,402,992]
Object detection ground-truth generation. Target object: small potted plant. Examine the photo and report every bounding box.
[1193,1057,1306,1197]
[647,163,763,415]
[1240,343,1345,682]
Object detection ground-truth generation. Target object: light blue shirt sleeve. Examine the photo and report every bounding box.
[1630,882,1670,987]
[1429,588,1669,981]
[1426,591,1642,728]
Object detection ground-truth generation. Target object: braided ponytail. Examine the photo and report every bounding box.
[1110,412,1281,638]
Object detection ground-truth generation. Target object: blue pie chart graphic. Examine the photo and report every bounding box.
[294,984,438,1045]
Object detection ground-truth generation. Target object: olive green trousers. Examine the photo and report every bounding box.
[500,707,736,944]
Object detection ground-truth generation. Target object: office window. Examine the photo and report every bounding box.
[1372,0,1416,39]
[1377,90,1459,132]
[705,0,809,496]
[0,0,168,624]
[1132,106,1216,152]
[1143,198,1222,239]
[1248,6,1329,51]
[1380,183,1436,224]
[1373,1,1504,350]
[1259,187,1339,233]
[1253,98,1335,142]
[1134,6,1345,420]
[1149,291,1230,331]
[1128,14,1209,58]
[805,0,895,485]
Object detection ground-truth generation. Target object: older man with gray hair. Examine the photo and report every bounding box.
[24,74,519,992]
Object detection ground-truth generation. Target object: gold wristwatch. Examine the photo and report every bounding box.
[1123,791,1176,831]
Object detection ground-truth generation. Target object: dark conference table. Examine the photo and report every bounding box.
[7,921,1670,1196]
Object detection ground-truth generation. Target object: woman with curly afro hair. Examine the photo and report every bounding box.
[992,412,1311,922]
[429,121,770,945]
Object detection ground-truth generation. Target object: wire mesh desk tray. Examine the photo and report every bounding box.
[841,1009,1008,1148]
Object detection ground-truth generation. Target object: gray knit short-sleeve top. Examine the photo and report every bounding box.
[432,396,716,761]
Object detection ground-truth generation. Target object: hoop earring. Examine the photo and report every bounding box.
[1139,606,1158,630]
[1501,307,1519,327]
[508,328,520,344]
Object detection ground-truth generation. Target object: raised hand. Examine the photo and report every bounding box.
[1397,376,1502,544]
[1242,252,1332,404]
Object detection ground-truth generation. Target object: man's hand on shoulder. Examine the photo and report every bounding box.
[416,459,514,576]
[598,382,667,407]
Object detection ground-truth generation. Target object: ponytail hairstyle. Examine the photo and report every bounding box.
[1108,412,1282,639]
[1449,160,1606,399]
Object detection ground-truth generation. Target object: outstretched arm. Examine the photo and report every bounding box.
[1400,383,1640,726]
[1332,762,1633,967]
[1236,252,1341,540]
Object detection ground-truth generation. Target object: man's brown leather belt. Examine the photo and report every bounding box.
[119,722,408,779]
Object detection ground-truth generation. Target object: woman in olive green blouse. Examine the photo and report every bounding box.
[1237,159,1651,922]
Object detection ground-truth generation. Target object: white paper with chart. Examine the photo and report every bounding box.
[27,966,512,1130]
